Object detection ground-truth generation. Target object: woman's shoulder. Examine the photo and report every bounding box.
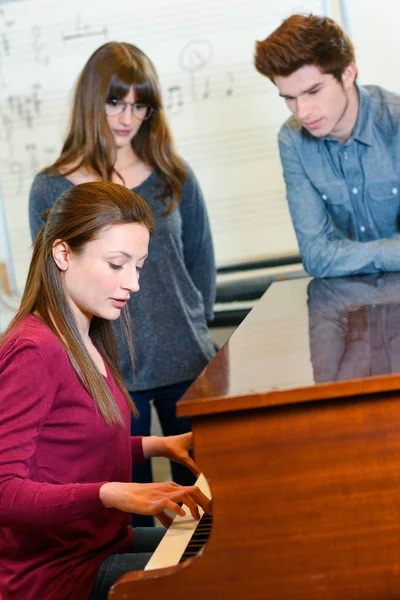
[30,170,74,200]
[1,316,65,365]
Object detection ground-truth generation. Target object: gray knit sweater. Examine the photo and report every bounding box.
[29,166,216,391]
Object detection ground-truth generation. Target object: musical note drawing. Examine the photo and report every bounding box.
[179,39,213,103]
[31,25,49,66]
[7,87,42,128]
[25,143,40,176]
[0,29,10,87]
[179,39,213,72]
[226,71,234,96]
[166,85,183,115]
[9,160,23,195]
[44,146,57,156]
[0,3,17,87]
[62,12,108,43]
[203,76,210,100]
[0,31,10,57]
[0,111,13,159]
[32,84,41,115]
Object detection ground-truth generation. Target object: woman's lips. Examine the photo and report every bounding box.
[114,129,131,136]
[110,298,127,309]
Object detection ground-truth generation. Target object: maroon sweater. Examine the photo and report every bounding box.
[0,315,144,600]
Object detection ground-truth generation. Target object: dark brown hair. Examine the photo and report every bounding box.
[3,182,154,425]
[255,14,355,82]
[45,42,186,213]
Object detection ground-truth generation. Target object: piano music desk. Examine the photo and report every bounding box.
[110,275,400,599]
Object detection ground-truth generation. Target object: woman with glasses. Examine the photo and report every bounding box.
[28,42,216,526]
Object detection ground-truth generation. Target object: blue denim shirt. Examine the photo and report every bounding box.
[278,84,400,278]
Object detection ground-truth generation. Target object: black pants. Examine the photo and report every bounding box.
[88,527,165,600]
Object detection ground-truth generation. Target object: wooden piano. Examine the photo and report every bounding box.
[109,273,400,600]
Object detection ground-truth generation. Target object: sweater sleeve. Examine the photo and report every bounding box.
[130,436,145,465]
[0,339,106,527]
[180,164,217,320]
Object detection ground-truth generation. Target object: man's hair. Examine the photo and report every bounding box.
[255,14,355,82]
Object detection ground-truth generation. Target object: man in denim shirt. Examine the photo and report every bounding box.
[254,14,400,278]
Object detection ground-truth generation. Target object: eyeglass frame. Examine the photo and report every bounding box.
[105,99,155,121]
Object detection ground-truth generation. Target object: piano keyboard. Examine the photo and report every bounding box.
[145,473,212,571]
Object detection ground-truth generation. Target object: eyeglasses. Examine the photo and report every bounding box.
[105,99,154,121]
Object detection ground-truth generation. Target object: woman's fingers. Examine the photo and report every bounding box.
[179,485,213,515]
[155,510,174,528]
[170,491,200,520]
[165,486,213,520]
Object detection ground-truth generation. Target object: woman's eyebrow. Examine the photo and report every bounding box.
[108,250,132,259]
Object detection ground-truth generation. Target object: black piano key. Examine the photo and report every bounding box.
[179,513,213,562]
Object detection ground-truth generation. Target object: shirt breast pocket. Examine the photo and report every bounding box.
[318,182,352,233]
[367,182,400,228]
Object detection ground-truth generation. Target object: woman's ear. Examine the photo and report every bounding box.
[52,240,71,271]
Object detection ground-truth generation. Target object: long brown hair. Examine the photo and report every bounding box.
[3,182,154,425]
[44,42,186,213]
[255,14,355,82]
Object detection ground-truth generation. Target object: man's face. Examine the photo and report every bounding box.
[274,64,356,141]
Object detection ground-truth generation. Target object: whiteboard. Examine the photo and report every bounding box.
[0,0,325,293]
[345,0,400,93]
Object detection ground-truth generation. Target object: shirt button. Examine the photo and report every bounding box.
[360,225,366,233]
[344,152,348,160]
[352,187,358,194]
[322,194,328,200]
[392,187,398,195]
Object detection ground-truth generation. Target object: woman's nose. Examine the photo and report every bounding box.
[123,269,140,294]
[119,106,134,125]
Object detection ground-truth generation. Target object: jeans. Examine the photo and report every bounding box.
[88,527,165,600]
[130,379,196,527]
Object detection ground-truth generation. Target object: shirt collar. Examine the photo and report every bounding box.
[319,84,372,149]
[351,84,373,146]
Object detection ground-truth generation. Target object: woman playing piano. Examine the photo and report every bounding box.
[0,182,211,600]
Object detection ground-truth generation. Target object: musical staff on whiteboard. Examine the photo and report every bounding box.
[0,0,324,73]
[0,63,273,139]
[177,125,281,169]
[0,0,324,291]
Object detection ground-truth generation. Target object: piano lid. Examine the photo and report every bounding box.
[178,273,400,418]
